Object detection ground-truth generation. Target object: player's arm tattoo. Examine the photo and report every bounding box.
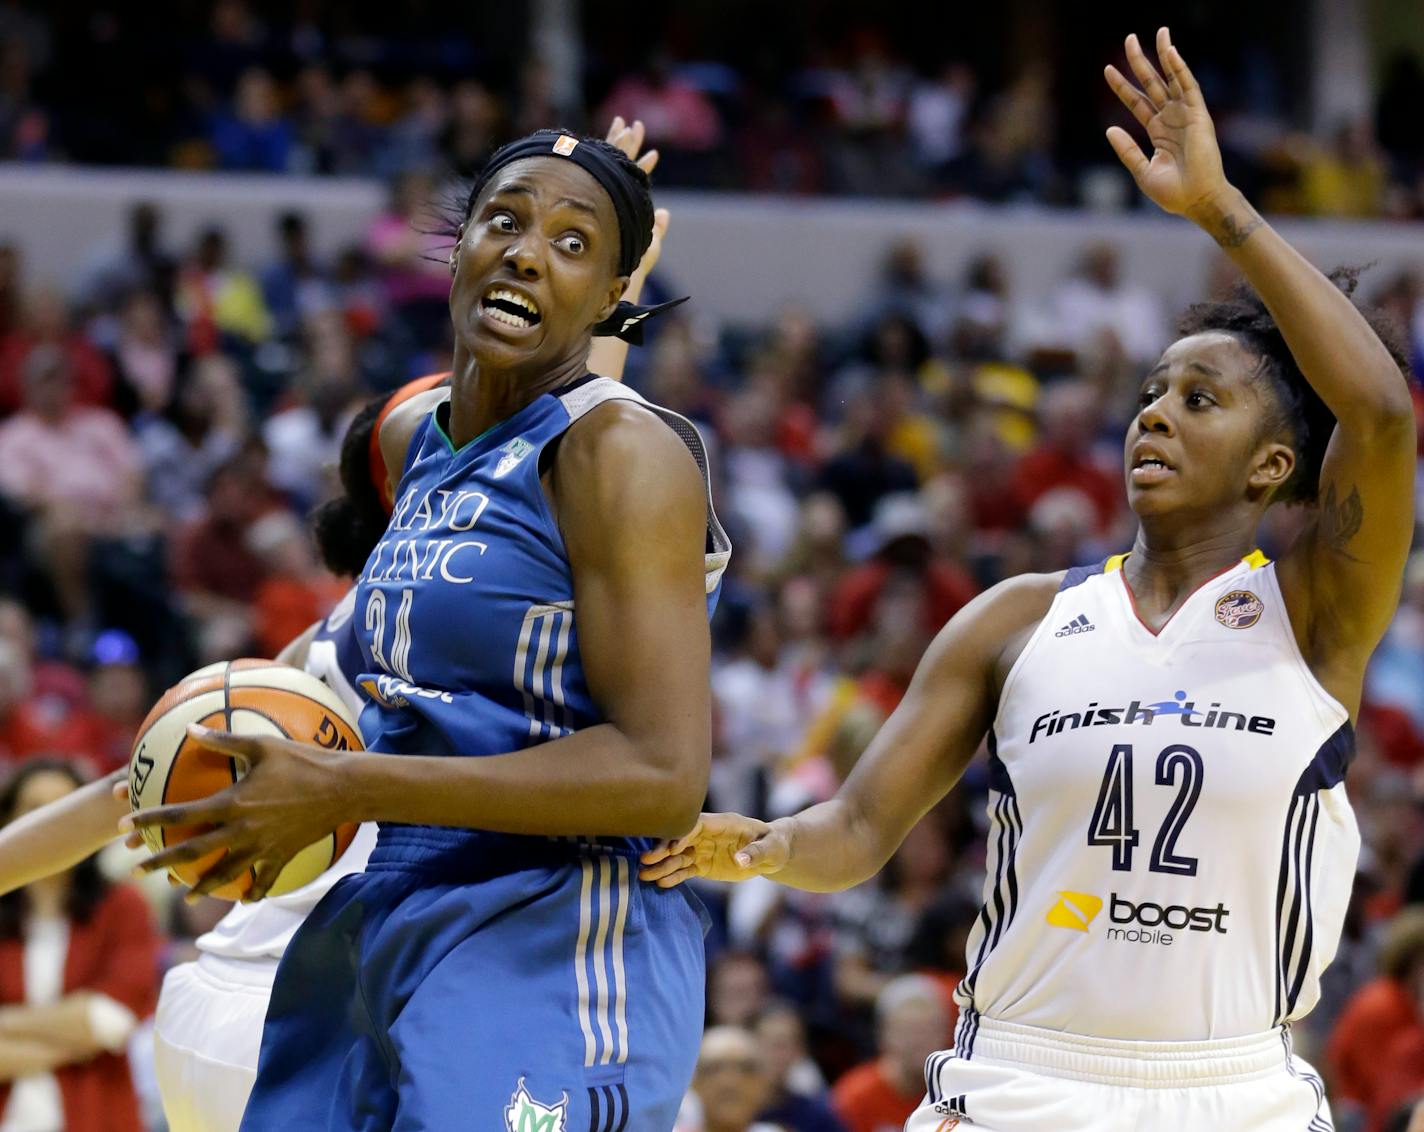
[1319,481,1365,559]
[1211,208,1262,248]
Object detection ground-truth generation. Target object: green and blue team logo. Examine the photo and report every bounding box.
[494,437,535,479]
[505,1079,568,1132]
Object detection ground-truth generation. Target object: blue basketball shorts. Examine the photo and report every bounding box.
[238,828,707,1132]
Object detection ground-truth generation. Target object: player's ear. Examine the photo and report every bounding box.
[1248,440,1294,500]
[594,276,630,327]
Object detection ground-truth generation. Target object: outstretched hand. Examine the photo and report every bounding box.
[1104,27,1230,220]
[638,812,793,888]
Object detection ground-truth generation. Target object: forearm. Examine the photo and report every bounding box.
[0,997,104,1057]
[0,772,126,897]
[767,797,894,893]
[345,724,705,840]
[0,1034,88,1078]
[1189,187,1413,423]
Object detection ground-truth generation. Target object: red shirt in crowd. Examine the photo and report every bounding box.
[0,884,160,1132]
[827,560,978,641]
[831,1061,922,1132]
[1009,445,1119,533]
[0,334,113,414]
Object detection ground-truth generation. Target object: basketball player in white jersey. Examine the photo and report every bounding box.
[0,119,669,1132]
[642,29,1415,1131]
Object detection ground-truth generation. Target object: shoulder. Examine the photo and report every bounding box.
[377,387,448,481]
[554,400,703,519]
[949,571,1064,647]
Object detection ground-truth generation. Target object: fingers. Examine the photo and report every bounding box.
[649,864,700,889]
[639,840,674,866]
[123,794,231,832]
[1160,28,1203,107]
[734,830,790,874]
[1104,65,1156,129]
[603,115,626,145]
[111,780,129,802]
[132,829,230,876]
[186,723,259,764]
[187,848,262,900]
[652,207,670,240]
[1124,32,1168,107]
[246,858,287,902]
[636,148,659,176]
[638,849,694,883]
[1105,126,1151,184]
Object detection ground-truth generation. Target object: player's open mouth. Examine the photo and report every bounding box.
[1130,455,1175,484]
[480,287,542,329]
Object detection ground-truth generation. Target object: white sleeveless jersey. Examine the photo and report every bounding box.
[196,588,378,962]
[953,553,1359,1044]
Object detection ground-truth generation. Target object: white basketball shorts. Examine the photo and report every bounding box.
[907,1014,1333,1132]
[152,954,276,1132]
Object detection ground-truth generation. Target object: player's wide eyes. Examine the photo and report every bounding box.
[489,212,516,232]
[556,233,586,254]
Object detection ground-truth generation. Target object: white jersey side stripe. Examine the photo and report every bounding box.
[575,859,597,1066]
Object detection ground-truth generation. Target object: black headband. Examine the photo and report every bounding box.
[475,130,651,276]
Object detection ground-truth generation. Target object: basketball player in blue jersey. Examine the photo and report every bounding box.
[643,29,1415,1132]
[129,127,729,1132]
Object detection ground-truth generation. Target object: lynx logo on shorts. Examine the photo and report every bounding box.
[505,1079,567,1132]
[1045,890,1103,932]
[494,438,535,480]
[1215,590,1263,629]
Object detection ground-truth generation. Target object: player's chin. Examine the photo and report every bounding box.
[463,316,546,368]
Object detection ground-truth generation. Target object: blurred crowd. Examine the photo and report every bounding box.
[3,0,1424,216]
[1,174,1424,1130]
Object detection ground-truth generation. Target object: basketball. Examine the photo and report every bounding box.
[128,659,362,901]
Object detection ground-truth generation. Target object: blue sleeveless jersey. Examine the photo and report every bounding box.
[352,375,730,868]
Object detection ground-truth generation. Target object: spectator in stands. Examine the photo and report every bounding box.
[828,493,976,642]
[1038,243,1167,366]
[246,509,343,658]
[831,975,947,1132]
[175,226,273,352]
[133,354,247,524]
[1328,907,1424,1132]
[210,66,292,172]
[383,77,449,178]
[260,211,331,342]
[755,1003,846,1132]
[815,393,919,531]
[599,53,723,180]
[78,630,149,775]
[832,820,953,1016]
[1008,379,1120,536]
[907,62,975,190]
[170,449,275,662]
[440,79,504,176]
[365,171,454,347]
[0,347,142,635]
[0,289,113,413]
[72,202,175,316]
[0,759,160,1132]
[709,951,773,1030]
[683,1026,782,1132]
[107,290,183,419]
[290,64,343,175]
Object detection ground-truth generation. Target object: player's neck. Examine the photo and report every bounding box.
[445,346,586,448]
[1124,523,1257,614]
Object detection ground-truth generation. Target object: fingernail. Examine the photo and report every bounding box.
[735,852,750,866]
[117,816,133,832]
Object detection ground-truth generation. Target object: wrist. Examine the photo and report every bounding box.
[1185,185,1262,248]
[335,750,384,825]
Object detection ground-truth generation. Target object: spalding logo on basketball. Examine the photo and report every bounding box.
[1214,590,1264,630]
[128,659,362,901]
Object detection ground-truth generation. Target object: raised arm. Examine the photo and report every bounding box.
[641,575,1057,892]
[1106,28,1415,694]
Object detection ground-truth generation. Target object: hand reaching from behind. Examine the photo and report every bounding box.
[604,115,659,177]
[1104,27,1232,222]
[639,812,794,888]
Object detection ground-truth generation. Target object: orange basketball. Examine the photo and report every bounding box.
[128,659,362,901]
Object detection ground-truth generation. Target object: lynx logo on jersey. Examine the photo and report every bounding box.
[505,1079,567,1132]
[1045,890,1103,932]
[1215,589,1264,629]
[493,438,535,479]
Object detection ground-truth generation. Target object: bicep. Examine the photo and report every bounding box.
[560,412,711,763]
[1298,416,1416,651]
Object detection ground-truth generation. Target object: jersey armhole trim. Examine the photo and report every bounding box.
[988,582,1071,740]
[1260,563,1350,732]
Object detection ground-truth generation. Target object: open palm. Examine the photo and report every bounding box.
[1104,27,1229,218]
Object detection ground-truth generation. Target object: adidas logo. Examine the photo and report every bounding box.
[1055,614,1095,637]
